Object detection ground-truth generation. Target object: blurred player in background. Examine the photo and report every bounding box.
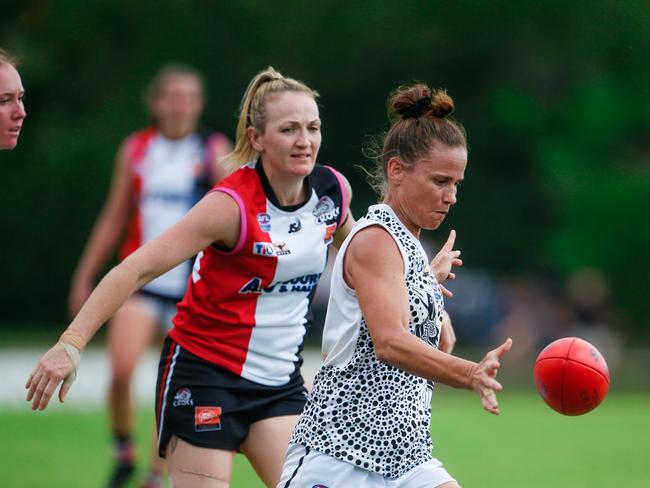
[279,82,512,488]
[67,64,231,488]
[0,48,26,150]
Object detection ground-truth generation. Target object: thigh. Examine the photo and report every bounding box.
[394,458,457,488]
[166,435,235,488]
[155,339,250,458]
[108,295,158,374]
[240,414,299,487]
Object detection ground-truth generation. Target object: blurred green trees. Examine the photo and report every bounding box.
[1,0,648,337]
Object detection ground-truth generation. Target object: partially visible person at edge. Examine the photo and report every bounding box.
[67,64,231,488]
[278,82,513,488]
[0,48,26,149]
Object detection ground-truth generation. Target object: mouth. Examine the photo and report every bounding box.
[291,153,311,160]
[8,126,21,135]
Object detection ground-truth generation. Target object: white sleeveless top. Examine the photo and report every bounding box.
[290,204,445,479]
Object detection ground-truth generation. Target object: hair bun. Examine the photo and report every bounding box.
[397,96,432,119]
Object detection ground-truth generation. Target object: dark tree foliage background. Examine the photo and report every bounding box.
[1,0,648,340]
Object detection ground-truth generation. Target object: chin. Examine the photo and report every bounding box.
[291,161,316,176]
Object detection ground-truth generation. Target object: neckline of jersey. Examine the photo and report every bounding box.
[255,159,313,212]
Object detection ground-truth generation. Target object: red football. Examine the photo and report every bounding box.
[533,337,610,416]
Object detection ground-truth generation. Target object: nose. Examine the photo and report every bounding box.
[13,100,26,120]
[295,127,310,147]
[443,185,457,205]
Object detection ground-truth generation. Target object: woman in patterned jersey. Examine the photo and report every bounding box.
[67,64,232,488]
[278,83,513,488]
[0,48,26,149]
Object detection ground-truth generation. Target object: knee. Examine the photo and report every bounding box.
[110,367,135,390]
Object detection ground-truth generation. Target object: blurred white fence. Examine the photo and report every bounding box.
[1,347,322,409]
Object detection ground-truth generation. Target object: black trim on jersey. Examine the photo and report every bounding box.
[282,446,310,488]
[255,159,345,227]
[256,159,310,212]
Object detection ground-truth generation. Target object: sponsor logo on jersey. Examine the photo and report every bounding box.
[172,387,194,407]
[312,196,340,224]
[257,212,271,231]
[288,216,302,233]
[239,273,322,294]
[312,485,329,488]
[323,223,337,244]
[194,406,222,432]
[253,242,292,256]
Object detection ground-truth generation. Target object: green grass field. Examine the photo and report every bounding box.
[3,388,649,487]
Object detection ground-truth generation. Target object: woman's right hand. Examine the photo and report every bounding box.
[468,338,513,415]
[25,342,79,411]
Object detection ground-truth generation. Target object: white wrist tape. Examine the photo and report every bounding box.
[58,341,81,388]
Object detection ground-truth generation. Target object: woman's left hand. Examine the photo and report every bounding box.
[430,230,462,298]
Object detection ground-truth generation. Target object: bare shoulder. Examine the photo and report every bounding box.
[184,190,242,248]
[347,225,403,268]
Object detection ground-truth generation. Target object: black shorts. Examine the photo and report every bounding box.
[155,335,308,457]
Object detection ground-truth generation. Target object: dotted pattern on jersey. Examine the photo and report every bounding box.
[291,205,445,479]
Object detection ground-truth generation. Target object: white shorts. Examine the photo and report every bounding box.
[277,443,456,488]
[134,291,178,332]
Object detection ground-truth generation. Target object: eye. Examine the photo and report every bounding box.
[281,127,295,133]
[0,98,9,105]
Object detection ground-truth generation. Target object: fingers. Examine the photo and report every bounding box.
[441,229,456,251]
[59,384,70,403]
[481,390,500,415]
[440,284,454,298]
[473,339,512,415]
[31,373,53,410]
[493,338,513,359]
[25,371,41,401]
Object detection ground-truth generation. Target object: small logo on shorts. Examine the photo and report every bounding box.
[194,406,222,432]
[172,387,194,407]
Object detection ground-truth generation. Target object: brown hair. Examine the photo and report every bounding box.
[221,66,319,172]
[366,83,467,199]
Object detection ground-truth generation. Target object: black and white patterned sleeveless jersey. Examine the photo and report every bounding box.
[290,203,445,479]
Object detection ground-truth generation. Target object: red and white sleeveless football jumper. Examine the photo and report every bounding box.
[170,160,348,386]
[120,127,226,299]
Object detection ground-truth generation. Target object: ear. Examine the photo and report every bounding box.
[247,126,264,153]
[386,156,405,184]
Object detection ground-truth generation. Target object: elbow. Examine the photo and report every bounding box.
[373,334,403,366]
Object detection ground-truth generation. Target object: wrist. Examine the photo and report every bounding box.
[465,362,478,390]
[59,329,88,352]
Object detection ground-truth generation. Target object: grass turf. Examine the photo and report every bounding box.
[3,389,649,487]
